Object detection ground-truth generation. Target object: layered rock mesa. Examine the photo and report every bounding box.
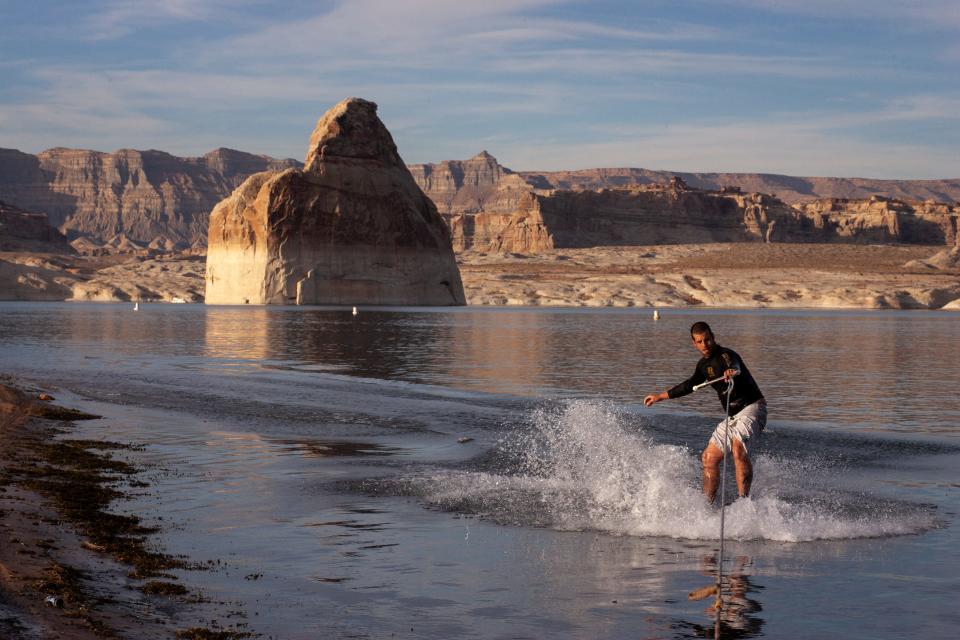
[4,140,956,253]
[518,167,960,206]
[0,147,301,247]
[410,154,960,251]
[534,186,960,247]
[0,200,75,253]
[407,151,552,252]
[796,196,959,245]
[205,98,466,306]
[409,153,960,211]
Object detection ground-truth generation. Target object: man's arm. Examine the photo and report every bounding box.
[644,364,705,407]
[643,391,669,406]
[720,350,742,381]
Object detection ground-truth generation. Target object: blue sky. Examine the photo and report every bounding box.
[1,1,958,178]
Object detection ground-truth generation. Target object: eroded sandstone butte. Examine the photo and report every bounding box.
[204,98,466,306]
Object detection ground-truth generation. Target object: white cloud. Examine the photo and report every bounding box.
[487,47,851,79]
[207,0,564,60]
[81,0,252,40]
[501,129,960,179]
[199,0,739,75]
[713,1,960,29]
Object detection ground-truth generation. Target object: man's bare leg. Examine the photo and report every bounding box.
[701,443,724,503]
[703,440,754,502]
[731,439,753,498]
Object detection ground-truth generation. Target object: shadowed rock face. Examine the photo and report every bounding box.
[0,200,74,253]
[205,98,466,306]
[528,189,959,249]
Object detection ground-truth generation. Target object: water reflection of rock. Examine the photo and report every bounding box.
[440,311,679,397]
[440,311,551,395]
[61,304,195,352]
[202,307,272,360]
[202,307,460,382]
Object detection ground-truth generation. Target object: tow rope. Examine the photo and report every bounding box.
[688,377,736,640]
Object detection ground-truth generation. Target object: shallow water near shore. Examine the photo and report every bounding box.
[2,302,959,638]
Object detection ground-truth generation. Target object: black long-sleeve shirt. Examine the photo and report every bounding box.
[667,346,764,413]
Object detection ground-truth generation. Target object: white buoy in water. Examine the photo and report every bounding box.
[653,309,660,320]
[352,306,358,316]
[133,302,139,311]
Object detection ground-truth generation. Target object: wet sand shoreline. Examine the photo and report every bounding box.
[0,379,251,639]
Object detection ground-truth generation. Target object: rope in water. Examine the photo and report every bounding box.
[715,378,735,638]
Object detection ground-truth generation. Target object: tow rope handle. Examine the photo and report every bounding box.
[693,370,739,392]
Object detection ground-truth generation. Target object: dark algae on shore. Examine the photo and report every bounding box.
[0,381,256,639]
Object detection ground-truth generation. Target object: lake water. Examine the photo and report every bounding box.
[1,302,958,639]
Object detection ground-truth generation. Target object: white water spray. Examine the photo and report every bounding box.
[409,400,938,541]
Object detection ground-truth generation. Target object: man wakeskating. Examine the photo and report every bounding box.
[643,321,766,503]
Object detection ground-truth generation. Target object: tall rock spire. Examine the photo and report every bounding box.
[205,98,465,306]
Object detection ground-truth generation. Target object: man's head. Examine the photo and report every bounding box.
[690,321,716,357]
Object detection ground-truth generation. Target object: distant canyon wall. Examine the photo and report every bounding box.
[2,145,959,252]
[537,189,959,248]
[518,167,960,207]
[409,154,960,252]
[0,147,300,248]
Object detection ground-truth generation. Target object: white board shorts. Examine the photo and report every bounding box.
[710,399,767,454]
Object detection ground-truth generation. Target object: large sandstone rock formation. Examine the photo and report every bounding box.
[205,98,465,306]
[0,147,300,247]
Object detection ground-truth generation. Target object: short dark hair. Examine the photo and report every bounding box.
[690,321,713,337]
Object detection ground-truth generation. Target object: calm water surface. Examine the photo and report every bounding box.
[1,303,958,639]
